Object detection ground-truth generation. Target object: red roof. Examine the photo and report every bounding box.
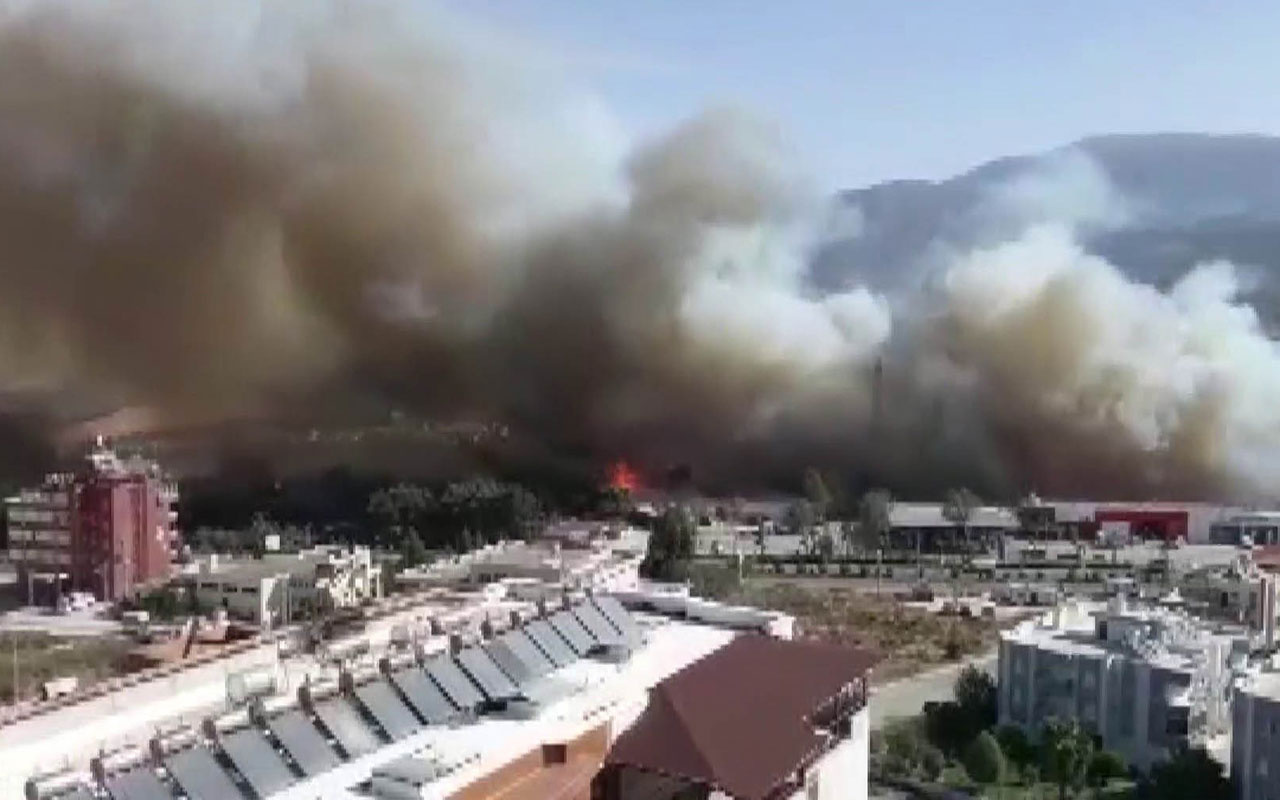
[1254,545,1280,570]
[605,634,879,799]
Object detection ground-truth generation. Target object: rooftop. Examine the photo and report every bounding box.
[1004,599,1246,672]
[605,635,878,800]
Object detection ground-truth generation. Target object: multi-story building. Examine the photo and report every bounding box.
[4,440,179,603]
[1232,668,1280,800]
[999,597,1243,770]
[10,585,876,800]
[185,546,383,627]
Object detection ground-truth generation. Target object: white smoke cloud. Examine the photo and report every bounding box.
[940,222,1280,493]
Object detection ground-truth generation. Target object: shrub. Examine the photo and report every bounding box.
[1088,749,1128,787]
[996,725,1036,768]
[963,731,1006,784]
[920,744,946,781]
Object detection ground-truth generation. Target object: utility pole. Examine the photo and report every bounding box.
[11,634,18,704]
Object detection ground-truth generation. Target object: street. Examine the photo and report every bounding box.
[870,650,997,729]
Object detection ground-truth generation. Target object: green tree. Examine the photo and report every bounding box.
[815,530,836,562]
[1139,746,1230,800]
[996,725,1037,770]
[1087,749,1128,792]
[641,505,697,581]
[784,499,816,539]
[501,485,543,540]
[919,744,946,781]
[367,483,434,547]
[857,489,894,553]
[963,730,1006,785]
[1042,719,1093,800]
[882,716,929,776]
[954,665,998,732]
[942,487,980,559]
[399,529,430,568]
[923,700,971,756]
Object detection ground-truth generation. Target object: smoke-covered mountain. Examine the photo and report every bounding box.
[5,1,1280,501]
[814,133,1280,322]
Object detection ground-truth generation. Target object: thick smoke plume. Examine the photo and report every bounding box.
[0,0,1276,500]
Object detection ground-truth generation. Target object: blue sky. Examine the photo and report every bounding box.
[441,1,1279,189]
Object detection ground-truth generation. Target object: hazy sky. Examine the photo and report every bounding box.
[443,1,1278,189]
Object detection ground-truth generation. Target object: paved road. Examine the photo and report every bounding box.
[870,650,997,729]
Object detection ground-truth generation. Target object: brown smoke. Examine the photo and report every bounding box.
[0,0,1273,500]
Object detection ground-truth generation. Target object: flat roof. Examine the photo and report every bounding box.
[269,617,735,800]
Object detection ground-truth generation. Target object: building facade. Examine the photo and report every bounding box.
[998,599,1241,770]
[187,546,382,627]
[5,442,178,603]
[1233,671,1280,800]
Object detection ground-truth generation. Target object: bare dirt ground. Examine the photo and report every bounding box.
[725,580,1009,683]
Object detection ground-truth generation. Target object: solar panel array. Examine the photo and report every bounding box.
[390,666,457,724]
[165,746,246,800]
[501,629,556,676]
[483,637,535,685]
[548,610,596,656]
[523,619,577,667]
[593,595,645,643]
[571,602,625,646]
[267,710,341,777]
[104,768,171,800]
[313,697,383,758]
[221,728,297,798]
[425,655,486,710]
[355,680,424,741]
[455,646,521,702]
[93,599,643,800]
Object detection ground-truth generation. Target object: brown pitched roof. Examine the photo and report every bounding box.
[1254,545,1280,571]
[604,634,879,800]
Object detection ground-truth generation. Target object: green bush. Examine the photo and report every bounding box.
[962,731,1006,784]
[920,745,946,781]
[1088,749,1128,787]
[996,725,1036,768]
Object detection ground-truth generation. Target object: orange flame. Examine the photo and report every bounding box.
[606,460,639,493]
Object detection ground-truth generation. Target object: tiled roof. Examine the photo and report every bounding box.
[604,635,878,799]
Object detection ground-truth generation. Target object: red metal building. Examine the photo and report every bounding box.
[1094,508,1189,541]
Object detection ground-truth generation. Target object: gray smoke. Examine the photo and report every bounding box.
[0,0,1275,500]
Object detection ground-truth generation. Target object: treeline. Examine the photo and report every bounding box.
[178,468,568,562]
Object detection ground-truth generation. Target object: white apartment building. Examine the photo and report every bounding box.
[186,546,382,627]
[1233,668,1280,800]
[999,598,1244,770]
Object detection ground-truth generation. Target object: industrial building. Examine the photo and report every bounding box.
[998,597,1243,770]
[10,583,876,800]
[4,440,179,603]
[1033,500,1259,544]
